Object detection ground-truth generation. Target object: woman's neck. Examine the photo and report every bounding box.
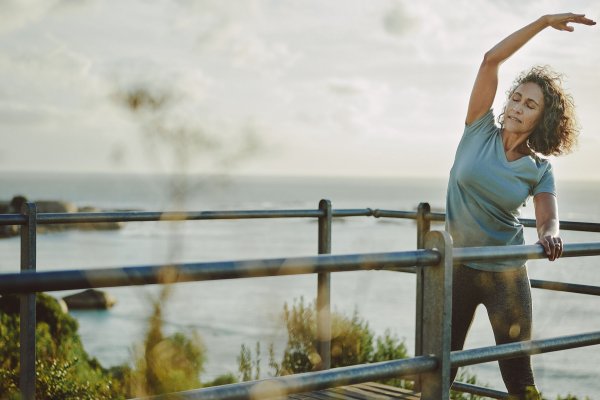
[501,129,533,160]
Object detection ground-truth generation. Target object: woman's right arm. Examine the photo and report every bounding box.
[465,13,596,125]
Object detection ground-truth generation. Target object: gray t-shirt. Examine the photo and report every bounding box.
[446,109,556,271]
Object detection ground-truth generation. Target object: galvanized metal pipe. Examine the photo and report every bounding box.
[0,250,440,295]
[0,213,27,226]
[136,356,438,400]
[426,212,446,222]
[0,208,378,225]
[414,202,431,393]
[451,331,600,368]
[36,209,324,224]
[530,279,600,296]
[2,206,600,232]
[451,382,508,399]
[371,209,418,219]
[454,242,600,264]
[517,217,600,233]
[2,242,599,295]
[331,209,373,217]
[19,203,36,400]
[317,199,332,370]
[420,231,453,400]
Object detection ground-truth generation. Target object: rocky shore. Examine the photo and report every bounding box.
[0,195,124,238]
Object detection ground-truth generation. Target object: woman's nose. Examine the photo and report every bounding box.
[512,103,523,114]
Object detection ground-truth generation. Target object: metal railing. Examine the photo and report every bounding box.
[1,201,600,399]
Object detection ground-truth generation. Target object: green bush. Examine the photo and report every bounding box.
[0,293,123,399]
[125,286,207,397]
[276,297,409,373]
[203,372,238,388]
[238,297,410,385]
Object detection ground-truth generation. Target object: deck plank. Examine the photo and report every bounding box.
[287,382,420,399]
[330,386,389,400]
[356,382,420,399]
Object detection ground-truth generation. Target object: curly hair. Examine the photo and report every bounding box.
[498,66,579,156]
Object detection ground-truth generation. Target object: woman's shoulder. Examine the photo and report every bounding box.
[464,109,497,136]
[530,153,552,170]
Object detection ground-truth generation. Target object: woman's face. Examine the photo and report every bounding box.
[503,82,545,136]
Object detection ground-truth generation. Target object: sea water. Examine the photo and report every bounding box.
[0,172,599,398]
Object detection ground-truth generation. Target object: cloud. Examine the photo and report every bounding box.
[172,0,299,76]
[0,102,66,125]
[382,1,417,37]
[0,0,60,34]
[0,0,90,35]
[0,34,111,143]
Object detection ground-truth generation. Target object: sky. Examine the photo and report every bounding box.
[1,0,599,180]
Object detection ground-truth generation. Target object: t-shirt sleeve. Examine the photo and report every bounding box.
[532,162,556,197]
[463,109,496,137]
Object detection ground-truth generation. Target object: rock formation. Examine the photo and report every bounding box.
[0,195,124,238]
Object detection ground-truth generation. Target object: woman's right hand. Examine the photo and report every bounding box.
[545,13,596,32]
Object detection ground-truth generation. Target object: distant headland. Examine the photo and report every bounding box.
[0,195,124,238]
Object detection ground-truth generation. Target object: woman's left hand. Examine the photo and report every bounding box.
[537,235,563,261]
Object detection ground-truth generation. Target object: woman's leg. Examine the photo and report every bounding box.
[483,268,536,395]
[450,265,481,383]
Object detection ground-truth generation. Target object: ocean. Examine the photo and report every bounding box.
[0,172,599,398]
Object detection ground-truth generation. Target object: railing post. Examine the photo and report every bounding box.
[20,202,37,400]
[414,202,431,391]
[420,230,452,399]
[317,199,332,370]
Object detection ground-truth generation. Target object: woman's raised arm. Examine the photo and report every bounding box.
[465,13,595,125]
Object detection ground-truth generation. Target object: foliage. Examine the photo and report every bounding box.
[203,372,238,388]
[238,342,262,381]
[236,297,501,399]
[238,297,410,387]
[450,368,489,400]
[125,286,207,397]
[0,293,123,399]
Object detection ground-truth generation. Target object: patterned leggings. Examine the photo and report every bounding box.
[451,264,535,394]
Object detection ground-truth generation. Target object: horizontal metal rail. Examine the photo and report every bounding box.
[519,217,600,232]
[383,212,600,231]
[137,356,438,400]
[454,242,600,264]
[1,208,600,232]
[333,209,374,217]
[371,209,418,219]
[451,331,600,368]
[425,211,445,222]
[0,250,438,294]
[0,213,26,226]
[3,242,599,295]
[530,279,600,296]
[451,382,508,399]
[0,208,377,225]
[0,210,323,225]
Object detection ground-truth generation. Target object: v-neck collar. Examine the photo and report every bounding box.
[496,132,531,166]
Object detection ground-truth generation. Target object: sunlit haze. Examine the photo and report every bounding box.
[1,0,599,180]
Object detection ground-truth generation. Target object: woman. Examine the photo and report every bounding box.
[446,13,596,399]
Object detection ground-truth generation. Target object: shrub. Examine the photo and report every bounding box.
[125,286,206,397]
[238,297,409,385]
[0,293,123,399]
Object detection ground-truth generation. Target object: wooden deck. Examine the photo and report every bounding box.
[287,382,420,399]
